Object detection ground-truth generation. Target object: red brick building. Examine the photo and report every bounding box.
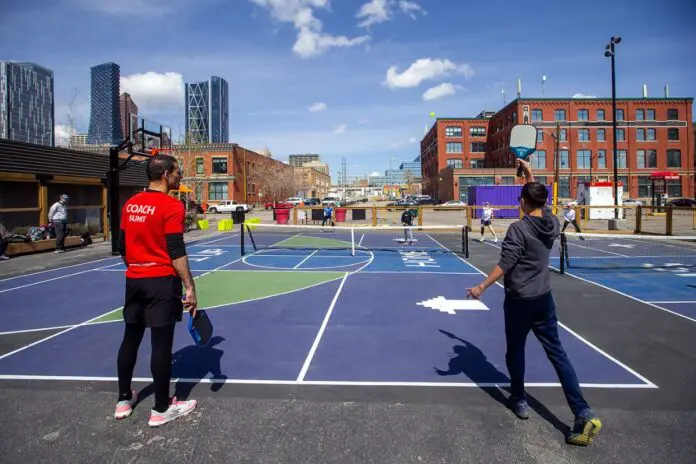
[168,143,296,205]
[423,97,694,202]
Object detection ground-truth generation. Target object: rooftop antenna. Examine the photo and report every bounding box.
[664,84,669,98]
[542,75,546,97]
[642,84,648,98]
[502,88,506,105]
[517,78,522,98]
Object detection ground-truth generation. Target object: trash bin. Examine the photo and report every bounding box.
[275,208,290,224]
[335,208,347,222]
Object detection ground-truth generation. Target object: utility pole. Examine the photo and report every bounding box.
[554,121,560,213]
[605,36,622,219]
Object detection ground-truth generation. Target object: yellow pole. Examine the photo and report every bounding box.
[553,181,558,215]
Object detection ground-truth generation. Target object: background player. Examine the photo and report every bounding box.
[478,202,498,242]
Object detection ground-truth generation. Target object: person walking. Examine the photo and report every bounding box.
[401,208,415,245]
[467,159,602,446]
[114,153,198,427]
[48,194,69,253]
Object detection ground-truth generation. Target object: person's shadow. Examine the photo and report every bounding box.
[434,329,569,438]
[137,336,228,403]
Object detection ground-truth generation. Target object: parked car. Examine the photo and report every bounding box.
[622,198,643,206]
[435,200,467,208]
[206,200,253,214]
[668,198,696,207]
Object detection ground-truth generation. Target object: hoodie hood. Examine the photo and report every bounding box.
[522,208,560,241]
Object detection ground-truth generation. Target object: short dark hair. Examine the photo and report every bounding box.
[521,182,548,209]
[146,155,178,181]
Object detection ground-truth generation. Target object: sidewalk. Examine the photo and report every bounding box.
[0,228,223,279]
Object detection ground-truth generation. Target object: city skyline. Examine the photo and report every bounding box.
[1,0,694,175]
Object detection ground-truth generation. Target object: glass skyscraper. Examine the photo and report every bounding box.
[0,61,54,146]
[87,62,122,145]
[185,76,229,144]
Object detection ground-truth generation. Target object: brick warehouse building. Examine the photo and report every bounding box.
[422,97,694,203]
[168,143,296,205]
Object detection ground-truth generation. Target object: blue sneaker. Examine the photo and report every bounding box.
[509,398,530,420]
[566,409,602,446]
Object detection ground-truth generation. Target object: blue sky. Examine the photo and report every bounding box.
[1,0,694,178]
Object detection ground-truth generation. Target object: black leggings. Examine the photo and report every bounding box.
[117,323,176,413]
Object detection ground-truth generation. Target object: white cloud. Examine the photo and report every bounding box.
[422,82,460,101]
[71,0,204,16]
[120,72,184,112]
[391,136,419,148]
[251,0,369,58]
[572,93,597,98]
[383,58,474,89]
[309,102,327,112]
[333,124,347,134]
[356,0,426,28]
[369,171,381,177]
[54,124,76,147]
[358,118,370,124]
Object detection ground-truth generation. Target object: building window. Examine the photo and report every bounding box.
[559,176,570,198]
[530,150,546,169]
[646,109,655,120]
[597,150,606,168]
[638,176,652,197]
[617,150,627,168]
[470,126,486,137]
[532,109,543,121]
[616,109,624,120]
[554,109,566,121]
[667,149,681,168]
[637,129,645,141]
[667,109,679,120]
[212,157,227,174]
[596,109,605,120]
[577,109,589,121]
[470,142,486,152]
[559,150,569,169]
[667,181,682,197]
[445,126,462,137]
[446,159,463,168]
[578,129,590,142]
[637,149,657,168]
[196,158,204,175]
[636,109,644,121]
[597,129,606,141]
[617,128,625,141]
[446,142,463,153]
[647,128,656,140]
[559,129,567,142]
[537,131,544,142]
[668,128,679,141]
[535,176,548,185]
[577,150,592,169]
[209,182,228,200]
[470,159,484,168]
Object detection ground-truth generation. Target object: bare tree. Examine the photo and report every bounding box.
[251,162,299,204]
[57,88,80,148]
[404,169,417,195]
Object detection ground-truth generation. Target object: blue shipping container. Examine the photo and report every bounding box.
[468,185,552,219]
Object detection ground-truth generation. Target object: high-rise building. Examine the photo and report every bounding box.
[0,61,54,146]
[119,92,138,140]
[289,154,321,167]
[87,62,122,145]
[185,76,229,144]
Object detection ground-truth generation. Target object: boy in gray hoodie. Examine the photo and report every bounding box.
[467,159,602,446]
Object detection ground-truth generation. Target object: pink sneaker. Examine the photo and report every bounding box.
[114,390,137,419]
[148,397,197,427]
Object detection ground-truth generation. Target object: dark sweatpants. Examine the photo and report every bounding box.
[503,291,590,417]
[54,220,67,251]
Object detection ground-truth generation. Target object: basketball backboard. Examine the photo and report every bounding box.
[128,113,172,154]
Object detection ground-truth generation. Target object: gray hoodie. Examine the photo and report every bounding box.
[497,208,560,299]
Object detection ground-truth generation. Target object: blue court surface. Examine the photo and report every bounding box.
[0,227,655,390]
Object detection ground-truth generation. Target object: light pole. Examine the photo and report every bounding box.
[605,36,621,219]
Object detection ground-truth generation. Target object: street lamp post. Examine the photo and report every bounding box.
[605,36,621,219]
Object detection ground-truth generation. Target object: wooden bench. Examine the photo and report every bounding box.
[6,236,83,257]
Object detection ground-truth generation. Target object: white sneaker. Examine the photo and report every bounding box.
[148,397,197,427]
[478,236,484,242]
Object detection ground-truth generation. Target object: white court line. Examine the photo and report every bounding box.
[566,242,628,257]
[294,250,319,269]
[0,374,656,388]
[434,234,658,387]
[0,319,117,336]
[192,234,239,247]
[296,273,350,382]
[358,233,365,247]
[648,301,696,304]
[0,256,119,283]
[0,262,123,294]
[360,271,480,275]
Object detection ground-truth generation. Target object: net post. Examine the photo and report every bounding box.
[462,225,469,258]
[350,227,355,256]
[240,221,245,255]
[635,205,642,233]
[559,233,566,274]
[666,206,673,236]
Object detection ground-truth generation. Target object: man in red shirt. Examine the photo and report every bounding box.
[114,154,198,427]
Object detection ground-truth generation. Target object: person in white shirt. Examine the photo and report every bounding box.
[478,202,498,242]
[562,201,582,234]
[48,194,69,253]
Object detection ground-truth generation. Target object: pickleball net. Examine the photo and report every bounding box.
[240,223,469,257]
[559,232,696,273]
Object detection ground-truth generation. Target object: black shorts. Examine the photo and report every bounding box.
[123,275,183,327]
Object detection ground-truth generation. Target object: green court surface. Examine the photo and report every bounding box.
[271,234,352,249]
[91,270,345,324]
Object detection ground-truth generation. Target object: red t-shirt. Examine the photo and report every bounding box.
[120,190,185,279]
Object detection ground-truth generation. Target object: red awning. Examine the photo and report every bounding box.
[649,171,680,180]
